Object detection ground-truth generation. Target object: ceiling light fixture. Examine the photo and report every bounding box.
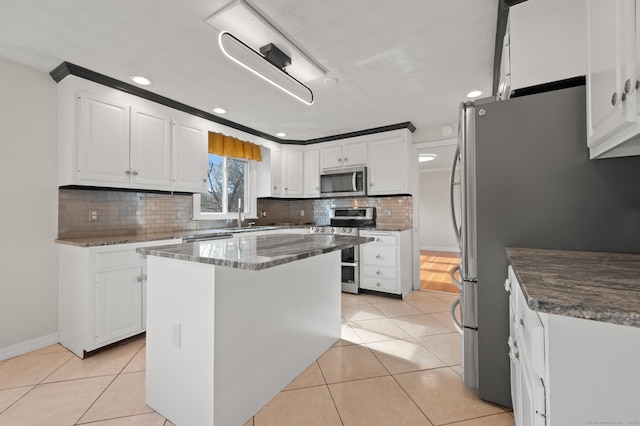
[206,0,325,83]
[218,31,314,105]
[419,154,437,163]
[213,107,227,114]
[276,132,286,137]
[466,90,483,98]
[130,75,152,85]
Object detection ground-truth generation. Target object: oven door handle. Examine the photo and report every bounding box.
[341,262,358,267]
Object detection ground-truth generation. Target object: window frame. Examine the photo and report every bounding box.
[192,154,257,220]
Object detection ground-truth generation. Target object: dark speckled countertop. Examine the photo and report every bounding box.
[507,247,640,327]
[137,233,373,271]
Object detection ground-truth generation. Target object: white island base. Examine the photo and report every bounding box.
[145,251,341,426]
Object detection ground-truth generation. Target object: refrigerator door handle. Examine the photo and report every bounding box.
[451,297,463,335]
[449,143,462,249]
[450,265,462,291]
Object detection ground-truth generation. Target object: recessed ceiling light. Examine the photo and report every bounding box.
[130,75,152,85]
[419,154,437,163]
[466,90,483,98]
[276,132,286,137]
[213,107,227,114]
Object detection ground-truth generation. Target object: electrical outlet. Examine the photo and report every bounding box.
[260,210,267,217]
[300,209,305,216]
[171,323,181,347]
[89,209,99,222]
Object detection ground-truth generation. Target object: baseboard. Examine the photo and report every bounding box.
[420,245,460,253]
[0,332,60,361]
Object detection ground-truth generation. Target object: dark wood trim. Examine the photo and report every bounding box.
[50,62,416,145]
[492,0,511,97]
[509,75,585,98]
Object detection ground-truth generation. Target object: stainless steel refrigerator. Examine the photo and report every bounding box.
[449,83,640,407]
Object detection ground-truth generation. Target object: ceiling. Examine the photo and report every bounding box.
[0,0,498,142]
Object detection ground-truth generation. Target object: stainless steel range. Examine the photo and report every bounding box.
[330,207,376,294]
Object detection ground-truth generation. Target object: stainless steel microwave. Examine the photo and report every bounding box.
[320,167,367,197]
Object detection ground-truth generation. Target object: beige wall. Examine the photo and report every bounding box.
[419,169,458,251]
[0,57,59,357]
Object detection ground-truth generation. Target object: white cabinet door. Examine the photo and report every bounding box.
[271,148,281,196]
[172,120,207,192]
[343,142,367,167]
[95,266,143,345]
[78,92,131,184]
[320,145,343,170]
[281,148,304,196]
[368,135,407,195]
[304,149,320,197]
[130,107,172,189]
[587,0,637,150]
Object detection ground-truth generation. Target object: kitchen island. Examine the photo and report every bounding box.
[137,233,372,426]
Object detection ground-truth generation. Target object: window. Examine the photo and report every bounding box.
[193,153,252,219]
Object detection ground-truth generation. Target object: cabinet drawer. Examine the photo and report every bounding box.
[361,276,399,293]
[361,245,396,267]
[96,249,144,271]
[361,233,396,246]
[362,265,396,280]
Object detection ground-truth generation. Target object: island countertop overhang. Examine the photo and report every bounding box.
[137,233,374,271]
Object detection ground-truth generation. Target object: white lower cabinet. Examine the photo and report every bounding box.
[359,230,412,298]
[59,239,180,358]
[506,266,640,425]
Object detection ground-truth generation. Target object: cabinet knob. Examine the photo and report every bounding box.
[344,157,348,162]
[131,170,138,176]
[338,158,342,162]
[274,186,277,190]
[125,170,132,175]
[376,254,381,259]
[624,78,633,94]
[376,282,381,287]
[611,91,619,106]
[376,270,381,276]
[285,187,288,191]
[636,80,640,90]
[137,276,143,282]
[203,178,207,183]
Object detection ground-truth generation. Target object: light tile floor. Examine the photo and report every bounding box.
[0,290,514,426]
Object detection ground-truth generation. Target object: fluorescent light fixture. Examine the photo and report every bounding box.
[466,90,483,98]
[419,154,437,162]
[206,0,325,83]
[219,31,314,105]
[213,107,227,114]
[130,75,152,85]
[276,132,286,137]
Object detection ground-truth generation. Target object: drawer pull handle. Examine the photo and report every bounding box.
[376,254,381,259]
[376,282,381,287]
[376,270,381,275]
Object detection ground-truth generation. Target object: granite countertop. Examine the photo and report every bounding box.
[55,225,303,247]
[137,233,374,271]
[507,247,640,327]
[55,225,410,247]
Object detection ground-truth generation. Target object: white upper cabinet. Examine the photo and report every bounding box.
[270,147,281,197]
[509,0,586,92]
[59,78,208,192]
[304,149,320,197]
[78,93,131,184]
[280,147,304,197]
[587,0,640,158]
[320,141,367,170]
[368,134,407,195]
[130,107,172,188]
[171,119,207,193]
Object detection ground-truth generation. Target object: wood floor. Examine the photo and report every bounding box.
[420,250,460,294]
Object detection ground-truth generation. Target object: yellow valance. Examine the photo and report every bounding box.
[208,132,263,162]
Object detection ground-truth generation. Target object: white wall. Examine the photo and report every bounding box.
[419,169,458,252]
[0,57,59,358]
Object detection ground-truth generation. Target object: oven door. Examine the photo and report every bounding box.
[340,246,359,294]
